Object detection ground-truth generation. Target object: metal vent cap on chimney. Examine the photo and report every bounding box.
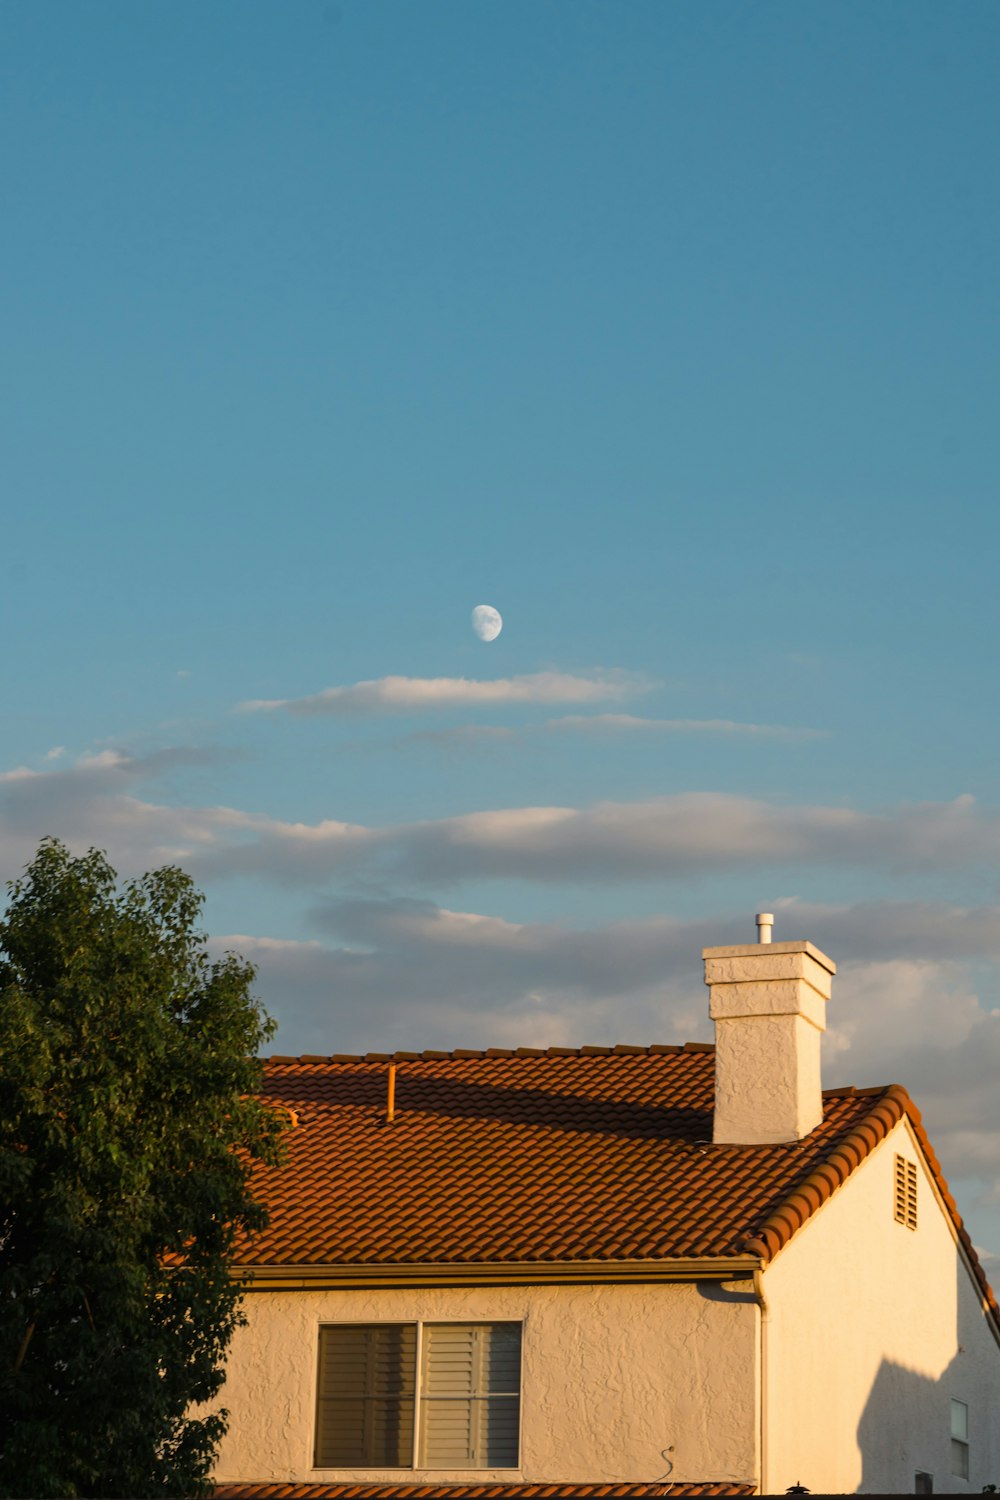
[756,912,774,944]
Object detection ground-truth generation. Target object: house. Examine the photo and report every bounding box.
[211,920,1000,1497]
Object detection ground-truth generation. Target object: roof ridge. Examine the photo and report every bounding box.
[263,1041,717,1066]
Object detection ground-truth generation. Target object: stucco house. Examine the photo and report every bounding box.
[211,920,1000,1497]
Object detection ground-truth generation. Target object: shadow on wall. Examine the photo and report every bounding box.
[854,1231,1000,1498]
[766,1233,1000,1495]
[857,1347,975,1496]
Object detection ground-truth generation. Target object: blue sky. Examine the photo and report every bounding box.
[3,1,1000,1260]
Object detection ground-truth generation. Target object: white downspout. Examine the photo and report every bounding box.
[753,1265,769,1495]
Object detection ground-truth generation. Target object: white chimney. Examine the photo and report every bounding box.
[703,917,836,1145]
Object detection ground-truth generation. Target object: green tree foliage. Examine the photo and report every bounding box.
[0,839,288,1498]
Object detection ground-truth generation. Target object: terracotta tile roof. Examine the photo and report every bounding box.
[214,1484,755,1498]
[238,1045,998,1323]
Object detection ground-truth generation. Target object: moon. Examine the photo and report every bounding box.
[471,604,503,642]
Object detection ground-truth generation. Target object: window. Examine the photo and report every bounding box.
[951,1398,969,1479]
[914,1471,934,1493]
[315,1323,416,1468]
[419,1322,521,1468]
[894,1154,918,1230]
[315,1322,522,1470]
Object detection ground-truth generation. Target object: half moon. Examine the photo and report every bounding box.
[471,604,503,642]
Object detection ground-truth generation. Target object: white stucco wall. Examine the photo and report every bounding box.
[210,1279,758,1487]
[764,1117,1000,1495]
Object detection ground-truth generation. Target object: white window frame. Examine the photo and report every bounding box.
[313,1319,523,1473]
[411,1320,425,1470]
[950,1398,969,1479]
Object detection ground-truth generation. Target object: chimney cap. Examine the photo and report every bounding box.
[702,937,836,973]
[756,912,775,943]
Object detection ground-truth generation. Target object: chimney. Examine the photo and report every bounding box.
[703,915,836,1145]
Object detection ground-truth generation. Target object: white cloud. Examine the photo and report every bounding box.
[192,790,1000,887]
[0,746,252,885]
[824,958,982,1062]
[543,714,827,740]
[238,669,650,717]
[822,955,1000,1198]
[0,767,40,785]
[403,715,826,749]
[8,756,1000,894]
[748,897,1000,963]
[44,746,66,761]
[211,902,712,1058]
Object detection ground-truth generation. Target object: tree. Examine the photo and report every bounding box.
[0,839,288,1498]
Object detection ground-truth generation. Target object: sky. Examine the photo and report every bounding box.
[3,0,1000,1265]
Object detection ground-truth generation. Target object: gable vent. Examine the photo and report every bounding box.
[894,1154,918,1230]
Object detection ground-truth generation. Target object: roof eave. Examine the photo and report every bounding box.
[234,1255,763,1291]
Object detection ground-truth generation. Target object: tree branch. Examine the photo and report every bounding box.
[13,1321,35,1373]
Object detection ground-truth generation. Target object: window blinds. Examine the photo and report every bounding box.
[419,1322,521,1468]
[315,1324,416,1467]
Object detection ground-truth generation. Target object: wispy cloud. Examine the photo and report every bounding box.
[7,755,1000,892]
[749,896,1000,963]
[193,790,1000,887]
[403,714,826,749]
[0,746,250,884]
[238,670,650,717]
[211,903,712,1057]
[543,714,827,740]
[4,746,240,787]
[229,896,1000,1052]
[401,725,520,750]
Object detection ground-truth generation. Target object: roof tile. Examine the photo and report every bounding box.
[214,1485,755,1499]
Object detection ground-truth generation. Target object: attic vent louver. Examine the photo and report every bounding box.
[894,1154,918,1230]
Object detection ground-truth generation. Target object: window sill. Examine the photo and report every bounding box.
[309,1470,525,1480]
